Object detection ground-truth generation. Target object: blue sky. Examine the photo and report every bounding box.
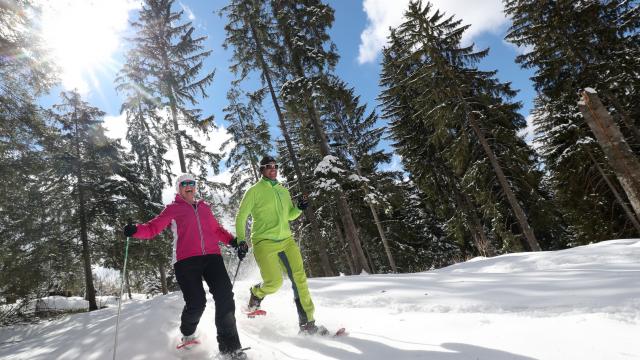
[38,0,536,196]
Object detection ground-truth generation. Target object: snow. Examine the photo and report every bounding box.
[314,155,345,175]
[347,174,369,183]
[1,239,639,359]
[584,87,597,94]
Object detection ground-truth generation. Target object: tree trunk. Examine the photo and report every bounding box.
[468,113,541,251]
[159,261,168,295]
[579,90,640,220]
[246,8,333,276]
[161,52,187,173]
[434,161,494,257]
[334,219,354,274]
[125,270,132,300]
[351,160,397,272]
[587,150,640,234]
[74,111,97,311]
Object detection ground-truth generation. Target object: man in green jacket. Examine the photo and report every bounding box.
[235,156,320,334]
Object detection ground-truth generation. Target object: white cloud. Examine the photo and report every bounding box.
[103,112,130,149]
[380,153,403,173]
[358,0,508,64]
[179,2,196,21]
[502,39,534,55]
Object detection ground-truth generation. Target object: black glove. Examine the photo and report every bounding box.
[297,196,309,211]
[123,223,137,237]
[236,241,249,260]
[231,238,249,260]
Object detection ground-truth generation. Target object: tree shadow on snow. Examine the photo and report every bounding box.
[280,334,539,360]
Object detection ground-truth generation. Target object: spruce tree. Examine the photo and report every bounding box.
[116,45,174,294]
[381,1,550,253]
[222,87,273,209]
[504,0,640,243]
[45,90,140,310]
[222,0,335,276]
[127,0,220,179]
[0,0,60,313]
[318,77,398,272]
[271,0,372,273]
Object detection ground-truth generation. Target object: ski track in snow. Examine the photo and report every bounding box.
[0,239,639,359]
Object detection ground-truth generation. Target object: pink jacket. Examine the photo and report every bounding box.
[134,194,234,263]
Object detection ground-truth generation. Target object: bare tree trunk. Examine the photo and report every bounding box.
[247,9,333,276]
[468,113,541,251]
[579,90,640,220]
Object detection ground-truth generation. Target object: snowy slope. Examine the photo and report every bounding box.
[1,239,639,360]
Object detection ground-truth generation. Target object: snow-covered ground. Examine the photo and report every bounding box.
[1,239,639,359]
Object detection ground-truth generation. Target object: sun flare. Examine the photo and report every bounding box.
[40,0,137,93]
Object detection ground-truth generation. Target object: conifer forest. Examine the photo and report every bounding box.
[1,0,639,322]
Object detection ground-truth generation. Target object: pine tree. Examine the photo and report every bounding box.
[222,0,334,276]
[45,91,141,310]
[381,1,550,253]
[116,44,174,294]
[222,87,273,208]
[271,0,372,273]
[0,0,60,314]
[127,0,220,178]
[504,0,640,243]
[317,77,398,272]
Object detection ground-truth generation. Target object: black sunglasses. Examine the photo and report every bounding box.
[180,180,196,187]
[261,164,279,170]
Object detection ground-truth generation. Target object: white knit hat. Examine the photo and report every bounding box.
[175,173,197,193]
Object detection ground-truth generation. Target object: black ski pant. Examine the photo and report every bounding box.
[174,254,241,353]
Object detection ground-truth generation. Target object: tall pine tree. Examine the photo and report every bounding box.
[381,1,553,253]
[127,0,220,179]
[504,0,640,244]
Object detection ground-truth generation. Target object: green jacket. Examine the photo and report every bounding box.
[235,177,302,243]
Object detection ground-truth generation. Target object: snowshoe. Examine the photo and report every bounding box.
[176,334,200,350]
[244,308,267,318]
[299,321,347,337]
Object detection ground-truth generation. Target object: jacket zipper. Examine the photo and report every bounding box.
[274,186,284,237]
[193,203,205,255]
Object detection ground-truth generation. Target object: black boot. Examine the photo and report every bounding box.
[219,348,248,360]
[247,288,262,311]
[299,320,329,335]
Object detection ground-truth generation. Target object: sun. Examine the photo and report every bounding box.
[40,0,138,93]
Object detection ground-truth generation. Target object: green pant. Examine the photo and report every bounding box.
[250,236,315,324]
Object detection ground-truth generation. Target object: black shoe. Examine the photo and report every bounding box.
[247,288,262,311]
[299,321,329,336]
[220,349,248,360]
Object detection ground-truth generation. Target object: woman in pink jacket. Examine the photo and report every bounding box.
[123,174,249,360]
